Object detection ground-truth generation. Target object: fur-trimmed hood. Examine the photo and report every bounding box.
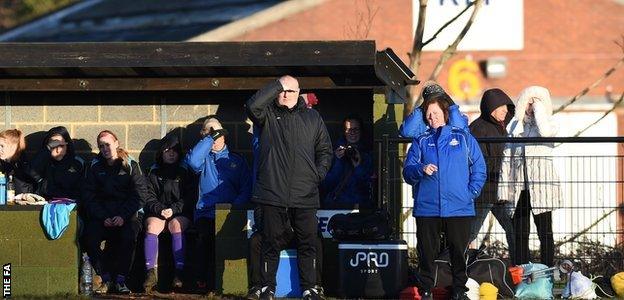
[514,85,553,124]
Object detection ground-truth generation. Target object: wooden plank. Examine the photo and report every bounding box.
[0,41,376,68]
[0,77,380,91]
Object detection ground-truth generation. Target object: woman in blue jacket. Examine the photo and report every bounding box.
[399,81,468,138]
[403,84,486,300]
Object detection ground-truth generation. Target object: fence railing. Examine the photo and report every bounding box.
[376,135,624,274]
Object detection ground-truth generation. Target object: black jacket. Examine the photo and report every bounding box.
[0,158,34,195]
[144,163,197,219]
[246,80,333,208]
[28,149,85,200]
[469,88,515,203]
[82,156,147,221]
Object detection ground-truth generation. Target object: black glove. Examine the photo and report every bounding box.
[46,140,66,150]
[209,128,228,140]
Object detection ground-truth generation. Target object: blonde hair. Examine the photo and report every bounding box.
[0,129,25,162]
[97,130,130,170]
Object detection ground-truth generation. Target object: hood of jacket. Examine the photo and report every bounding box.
[479,88,515,126]
[514,85,553,124]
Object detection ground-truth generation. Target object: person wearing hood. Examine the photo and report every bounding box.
[321,114,373,208]
[467,89,517,262]
[403,85,486,300]
[142,134,196,293]
[28,126,84,200]
[399,82,469,138]
[246,75,332,300]
[498,86,563,267]
[82,130,148,294]
[184,117,252,292]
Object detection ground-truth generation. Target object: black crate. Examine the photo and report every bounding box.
[338,240,408,298]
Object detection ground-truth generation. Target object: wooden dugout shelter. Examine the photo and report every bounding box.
[0,40,414,296]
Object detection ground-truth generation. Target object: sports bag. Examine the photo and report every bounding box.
[327,210,392,241]
[433,248,514,297]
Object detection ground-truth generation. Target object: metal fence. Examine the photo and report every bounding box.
[376,136,624,274]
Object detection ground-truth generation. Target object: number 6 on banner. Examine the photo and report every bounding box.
[448,58,482,101]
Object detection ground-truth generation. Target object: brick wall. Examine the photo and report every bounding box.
[234,0,624,99]
[4,89,373,171]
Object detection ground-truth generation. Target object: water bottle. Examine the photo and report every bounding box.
[6,175,14,205]
[80,253,93,295]
[0,172,6,205]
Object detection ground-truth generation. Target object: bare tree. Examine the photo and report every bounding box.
[558,35,624,136]
[404,0,484,118]
[344,0,380,39]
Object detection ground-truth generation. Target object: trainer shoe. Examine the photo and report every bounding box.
[302,287,325,300]
[115,281,131,294]
[246,286,262,300]
[258,286,275,300]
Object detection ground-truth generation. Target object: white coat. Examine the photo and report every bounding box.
[498,86,563,215]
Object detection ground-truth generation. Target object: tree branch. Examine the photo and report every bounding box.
[404,0,428,118]
[554,35,624,114]
[553,57,624,114]
[428,0,483,81]
[554,206,619,248]
[422,1,476,47]
[573,90,624,137]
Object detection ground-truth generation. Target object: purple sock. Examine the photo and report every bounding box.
[144,233,159,270]
[171,232,185,270]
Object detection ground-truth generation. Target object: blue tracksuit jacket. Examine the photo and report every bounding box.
[403,126,486,217]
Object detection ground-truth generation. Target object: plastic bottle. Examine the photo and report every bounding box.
[0,172,6,205]
[6,175,14,205]
[80,253,93,295]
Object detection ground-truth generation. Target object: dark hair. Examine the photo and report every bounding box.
[97,130,130,170]
[342,114,364,133]
[421,95,450,125]
[155,134,182,166]
[342,113,371,150]
[43,126,74,158]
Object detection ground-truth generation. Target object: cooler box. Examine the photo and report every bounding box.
[338,240,408,298]
[276,249,301,297]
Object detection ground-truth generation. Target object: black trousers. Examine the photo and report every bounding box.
[84,215,141,279]
[249,229,323,288]
[259,204,318,290]
[195,217,215,290]
[416,216,472,293]
[513,191,554,266]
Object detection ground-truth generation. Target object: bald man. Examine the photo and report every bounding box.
[246,75,332,300]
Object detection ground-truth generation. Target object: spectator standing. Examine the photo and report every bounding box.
[246,75,332,300]
[498,86,562,267]
[403,83,486,300]
[467,89,517,262]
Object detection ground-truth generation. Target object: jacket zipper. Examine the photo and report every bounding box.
[284,112,295,208]
[436,133,442,216]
